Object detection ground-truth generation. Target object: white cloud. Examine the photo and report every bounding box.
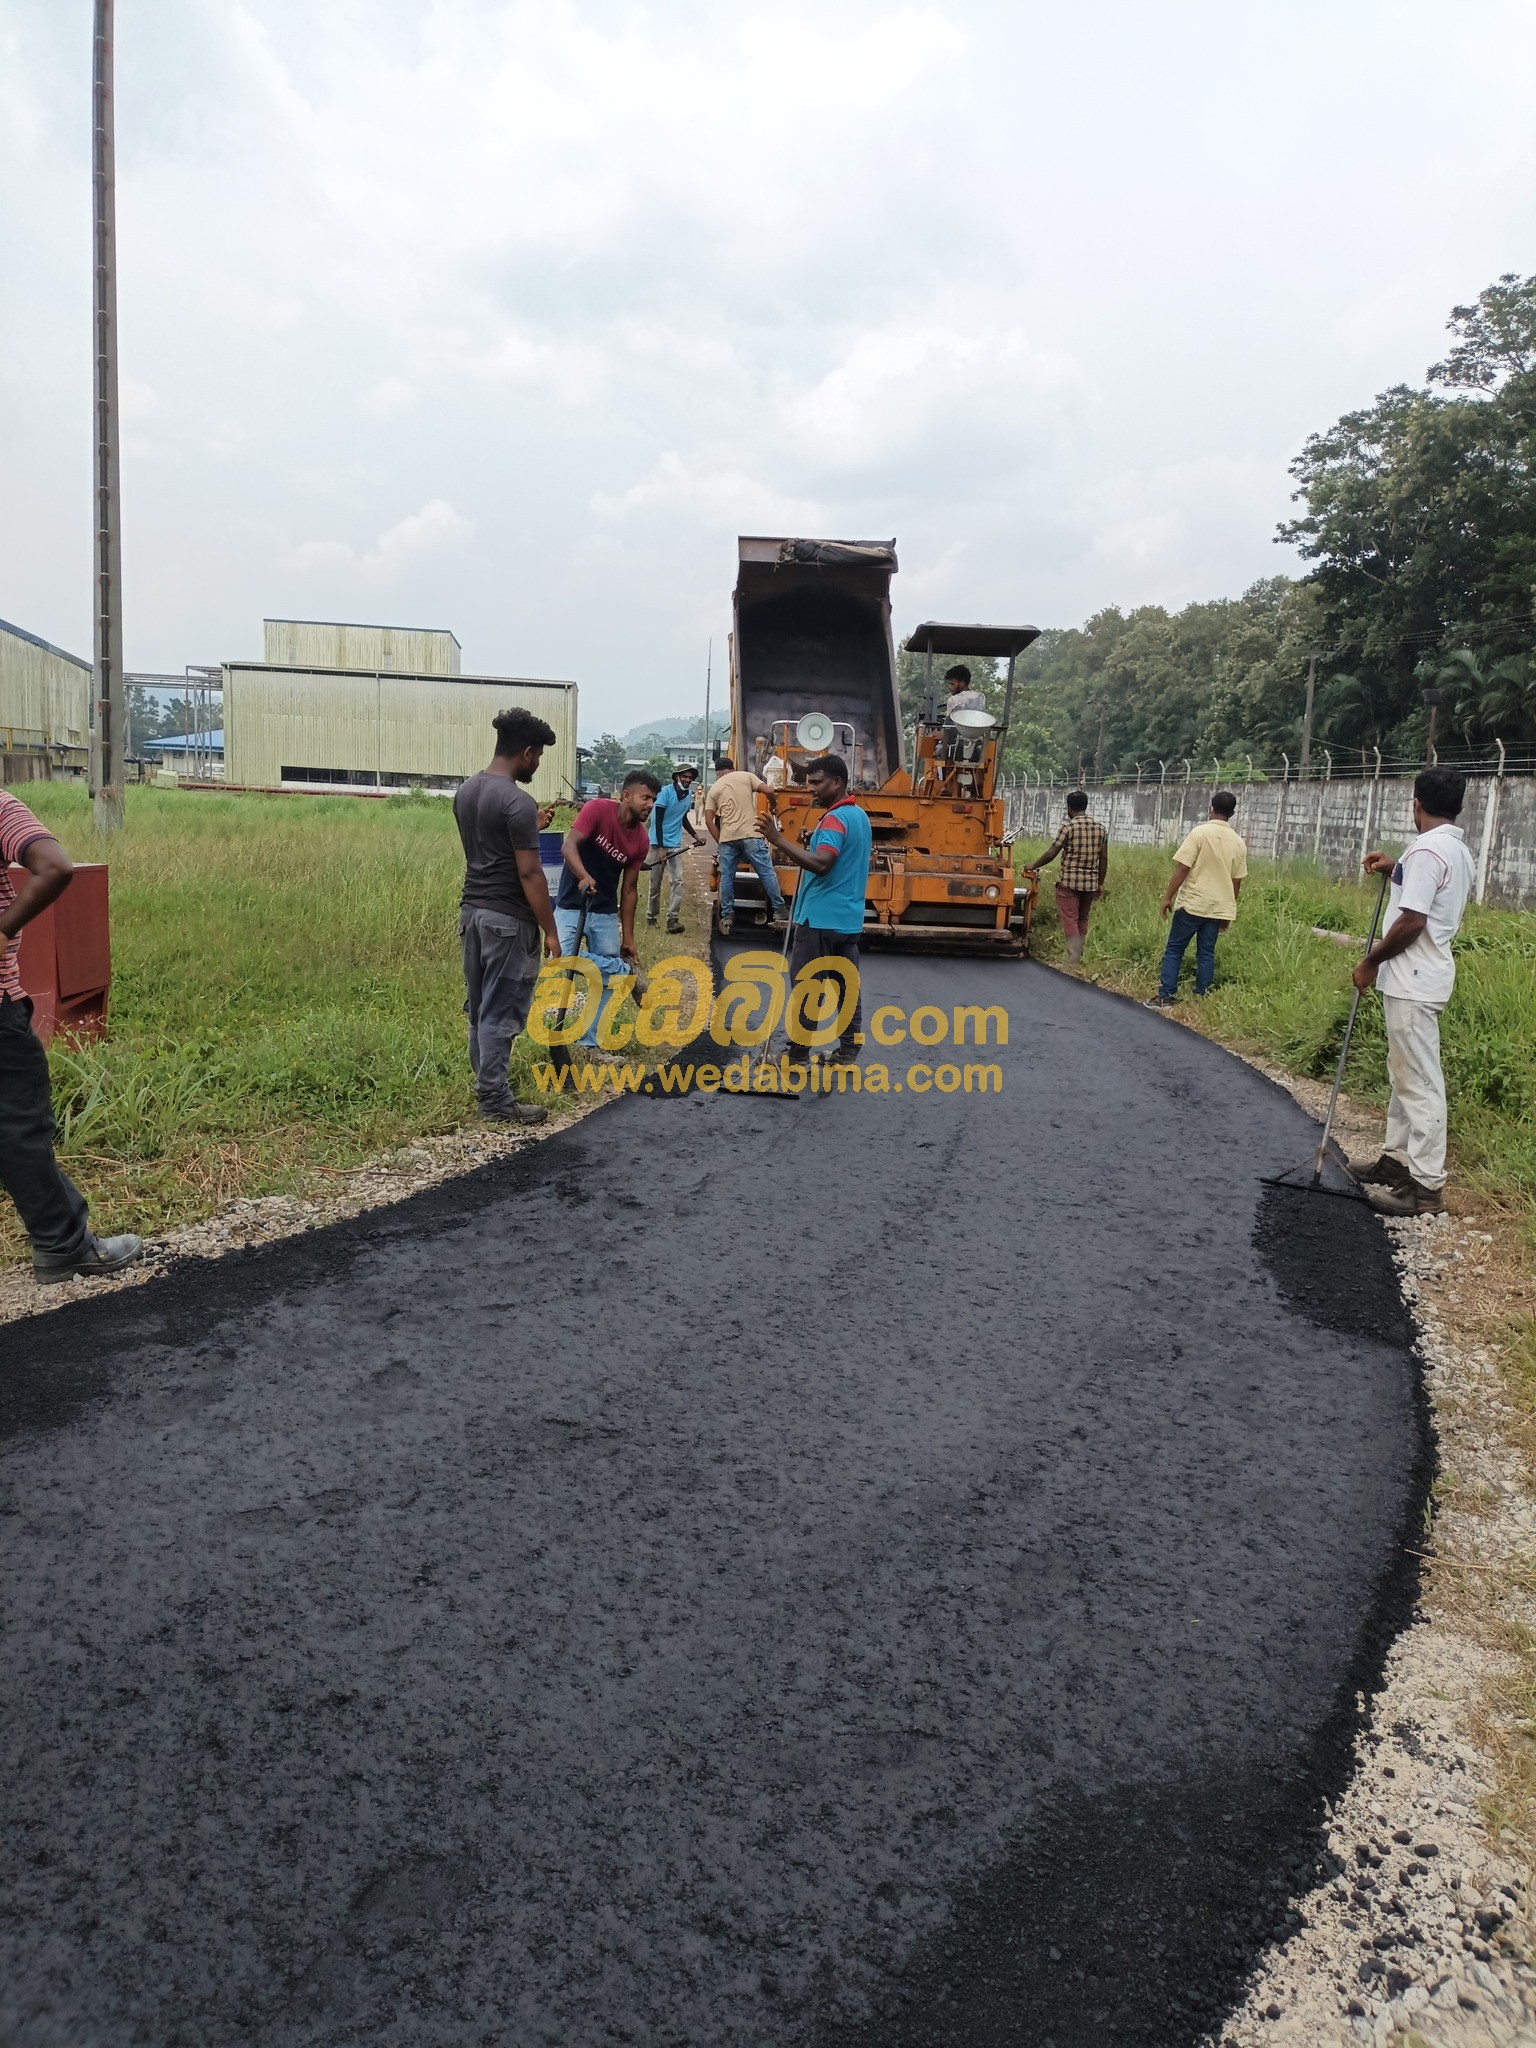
[358,376,417,419]
[289,497,474,578]
[592,454,821,535]
[4,0,1535,726]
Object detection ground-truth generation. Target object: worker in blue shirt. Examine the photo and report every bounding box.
[645,763,704,933]
[759,753,872,1065]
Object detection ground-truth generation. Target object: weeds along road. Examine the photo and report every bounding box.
[1,954,1423,2048]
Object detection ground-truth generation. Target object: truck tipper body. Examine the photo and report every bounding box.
[717,534,1039,952]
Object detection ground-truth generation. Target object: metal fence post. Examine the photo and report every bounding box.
[1474,738,1506,905]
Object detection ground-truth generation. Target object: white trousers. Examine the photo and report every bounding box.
[1381,993,1448,1190]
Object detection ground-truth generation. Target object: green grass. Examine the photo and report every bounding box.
[12,786,1533,1262]
[1019,840,1536,1227]
[9,784,667,1258]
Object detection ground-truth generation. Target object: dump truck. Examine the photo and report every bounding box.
[714,534,1040,952]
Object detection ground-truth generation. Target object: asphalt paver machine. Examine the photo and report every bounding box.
[714,534,1041,953]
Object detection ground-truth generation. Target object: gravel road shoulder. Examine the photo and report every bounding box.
[1217,1058,1536,2047]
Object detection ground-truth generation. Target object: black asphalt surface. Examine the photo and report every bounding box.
[2,955,1423,2048]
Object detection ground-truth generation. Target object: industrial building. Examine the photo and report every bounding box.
[221,620,578,805]
[0,617,92,782]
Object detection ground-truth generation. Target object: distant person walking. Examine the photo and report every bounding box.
[453,708,561,1126]
[1148,791,1248,1006]
[0,791,142,1284]
[759,754,872,1067]
[556,772,659,1055]
[1026,790,1108,963]
[645,763,703,934]
[704,758,787,937]
[1353,767,1477,1218]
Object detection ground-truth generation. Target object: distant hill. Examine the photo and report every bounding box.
[578,714,726,748]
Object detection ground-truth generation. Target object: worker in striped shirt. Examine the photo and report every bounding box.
[0,790,142,1284]
[1025,791,1109,964]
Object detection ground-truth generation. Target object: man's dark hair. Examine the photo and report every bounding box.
[1065,789,1089,814]
[944,665,971,685]
[806,753,849,788]
[716,756,734,772]
[493,707,557,758]
[1415,765,1466,818]
[622,768,662,794]
[1211,789,1238,819]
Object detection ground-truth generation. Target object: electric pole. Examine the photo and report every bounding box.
[1298,653,1317,776]
[1094,701,1107,785]
[90,0,126,834]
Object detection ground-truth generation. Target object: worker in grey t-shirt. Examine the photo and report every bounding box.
[452,708,561,1125]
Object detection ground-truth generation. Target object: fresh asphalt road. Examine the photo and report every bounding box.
[2,954,1421,2048]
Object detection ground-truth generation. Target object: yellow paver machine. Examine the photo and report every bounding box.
[715,534,1041,953]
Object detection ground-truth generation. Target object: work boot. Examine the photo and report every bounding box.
[666,919,684,935]
[1354,1153,1411,1188]
[1143,994,1176,1010]
[483,1102,549,1127]
[1367,1178,1446,1218]
[34,1232,144,1287]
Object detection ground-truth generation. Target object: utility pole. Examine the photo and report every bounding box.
[700,639,712,798]
[1298,653,1317,776]
[1093,701,1107,785]
[90,0,125,833]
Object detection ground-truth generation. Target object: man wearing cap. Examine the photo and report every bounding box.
[645,762,703,935]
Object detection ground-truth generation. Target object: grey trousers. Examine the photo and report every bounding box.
[647,849,686,923]
[460,908,542,1115]
[0,997,92,1261]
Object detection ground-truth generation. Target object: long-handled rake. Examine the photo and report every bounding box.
[550,893,592,1082]
[1262,867,1392,1199]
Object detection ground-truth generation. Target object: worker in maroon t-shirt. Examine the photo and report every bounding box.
[0,789,142,1284]
[555,771,659,1056]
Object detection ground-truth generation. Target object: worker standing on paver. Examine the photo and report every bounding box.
[454,708,562,1126]
[1147,791,1248,1006]
[704,757,786,938]
[1025,789,1108,964]
[557,772,659,1057]
[1352,767,1477,1218]
[0,790,142,1284]
[760,754,872,1068]
[645,763,703,935]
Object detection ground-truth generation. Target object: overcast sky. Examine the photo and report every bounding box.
[3,0,1533,734]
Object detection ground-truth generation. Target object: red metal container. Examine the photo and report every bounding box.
[14,862,111,1046]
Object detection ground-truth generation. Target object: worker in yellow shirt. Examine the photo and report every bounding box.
[1146,790,1248,1007]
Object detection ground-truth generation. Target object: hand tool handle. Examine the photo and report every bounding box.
[1311,867,1392,1187]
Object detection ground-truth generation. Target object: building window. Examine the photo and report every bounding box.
[280,767,463,791]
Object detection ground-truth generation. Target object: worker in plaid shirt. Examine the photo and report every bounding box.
[1026,790,1109,964]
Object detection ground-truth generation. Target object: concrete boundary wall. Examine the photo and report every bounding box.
[1003,774,1536,912]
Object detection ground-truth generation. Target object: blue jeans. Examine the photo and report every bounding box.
[553,906,628,1047]
[1159,908,1223,998]
[717,837,786,919]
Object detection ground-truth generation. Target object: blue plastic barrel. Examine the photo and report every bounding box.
[539,829,564,893]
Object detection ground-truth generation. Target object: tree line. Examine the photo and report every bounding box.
[924,273,1536,781]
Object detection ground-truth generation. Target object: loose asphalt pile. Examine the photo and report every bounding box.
[2,956,1424,2048]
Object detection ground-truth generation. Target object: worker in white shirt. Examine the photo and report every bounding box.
[1352,766,1478,1217]
[942,665,988,716]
